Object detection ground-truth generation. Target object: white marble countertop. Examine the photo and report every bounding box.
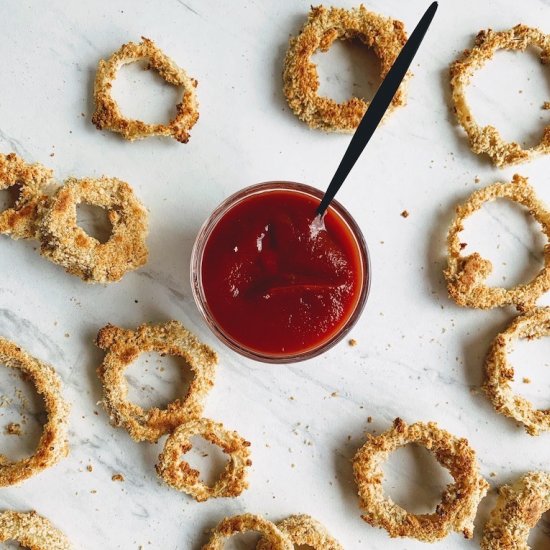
[1,0,550,548]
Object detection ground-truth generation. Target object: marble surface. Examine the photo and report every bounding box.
[1,0,550,548]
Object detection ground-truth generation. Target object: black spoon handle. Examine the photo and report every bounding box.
[316,1,438,217]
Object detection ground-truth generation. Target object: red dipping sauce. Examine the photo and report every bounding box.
[191,182,369,362]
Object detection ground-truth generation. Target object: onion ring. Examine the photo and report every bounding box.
[92,37,199,143]
[39,176,148,283]
[445,175,550,311]
[155,417,251,501]
[450,25,550,167]
[96,321,217,443]
[481,471,550,549]
[484,307,550,435]
[283,5,408,132]
[0,152,53,240]
[257,515,343,550]
[0,510,71,549]
[0,338,69,486]
[202,514,293,550]
[352,418,488,541]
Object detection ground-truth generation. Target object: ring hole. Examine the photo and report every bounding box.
[184,435,229,486]
[0,185,21,213]
[509,335,550,409]
[0,364,46,462]
[312,38,382,104]
[467,47,550,149]
[76,203,113,244]
[111,58,184,125]
[126,353,194,410]
[458,198,546,289]
[220,532,261,549]
[527,510,550,548]
[382,443,453,514]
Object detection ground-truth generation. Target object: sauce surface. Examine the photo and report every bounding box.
[201,190,365,357]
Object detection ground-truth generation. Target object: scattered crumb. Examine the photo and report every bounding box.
[543,101,550,110]
[348,338,357,347]
[49,153,55,157]
[400,210,409,218]
[460,242,467,250]
[490,472,497,477]
[5,422,21,436]
[90,489,97,494]
[112,473,125,482]
[64,333,70,338]
[330,391,338,398]
[367,416,373,423]
[522,377,531,384]
[86,464,93,472]
[474,176,480,183]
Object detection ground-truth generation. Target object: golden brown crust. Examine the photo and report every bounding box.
[445,175,550,311]
[0,152,53,239]
[202,514,293,550]
[352,418,489,542]
[39,177,148,283]
[481,471,550,549]
[484,307,550,435]
[0,510,71,549]
[0,338,69,486]
[156,417,251,501]
[96,321,217,443]
[92,37,199,143]
[450,25,550,167]
[283,5,408,132]
[257,515,343,550]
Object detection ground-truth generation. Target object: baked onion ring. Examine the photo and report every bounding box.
[92,37,199,143]
[257,515,343,550]
[283,5,408,132]
[484,307,550,435]
[0,338,69,486]
[352,418,488,542]
[96,321,217,443]
[0,152,53,240]
[445,175,550,311]
[481,471,550,549]
[450,25,550,167]
[39,177,148,283]
[202,514,293,550]
[0,510,71,549]
[156,417,251,501]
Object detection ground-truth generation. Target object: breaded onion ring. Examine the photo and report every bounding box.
[481,471,550,549]
[202,514,293,550]
[283,5,408,132]
[0,338,69,486]
[484,307,550,435]
[352,418,488,542]
[156,417,251,501]
[39,177,148,283]
[450,25,550,167]
[96,321,217,443]
[445,175,550,311]
[0,152,53,239]
[258,515,343,550]
[0,510,71,549]
[92,37,199,143]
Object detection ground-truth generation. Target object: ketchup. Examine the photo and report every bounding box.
[200,189,365,357]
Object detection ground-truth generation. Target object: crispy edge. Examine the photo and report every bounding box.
[444,175,550,311]
[201,514,293,550]
[484,307,550,435]
[96,321,217,442]
[92,37,199,143]
[481,471,550,549]
[0,510,71,549]
[39,176,149,283]
[450,25,550,167]
[283,5,408,132]
[352,418,489,542]
[0,152,53,240]
[156,417,251,502]
[0,338,69,487]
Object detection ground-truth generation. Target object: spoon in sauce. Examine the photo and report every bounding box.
[315,1,439,221]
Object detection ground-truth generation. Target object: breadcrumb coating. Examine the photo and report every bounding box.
[0,510,71,549]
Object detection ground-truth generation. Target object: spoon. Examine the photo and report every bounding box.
[316,1,439,218]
